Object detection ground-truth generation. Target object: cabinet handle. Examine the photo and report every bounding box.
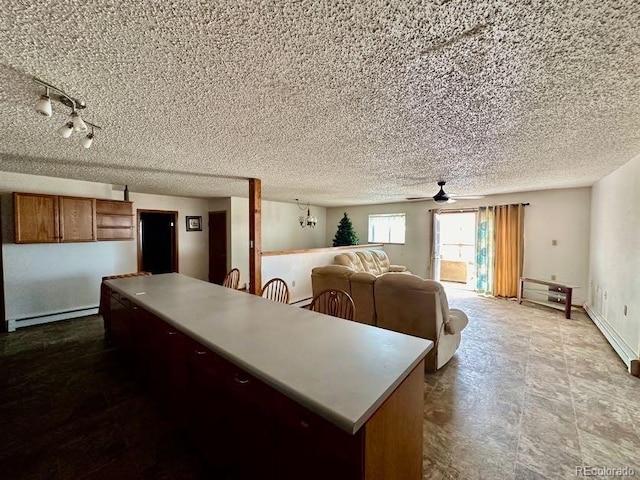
[300,419,310,429]
[167,331,177,336]
[234,375,250,385]
[195,350,206,355]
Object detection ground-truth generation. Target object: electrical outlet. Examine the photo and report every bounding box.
[552,239,558,246]
[551,274,556,281]
[624,305,628,316]
[604,291,607,300]
[292,280,296,287]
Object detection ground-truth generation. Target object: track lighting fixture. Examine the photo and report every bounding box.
[33,78,102,148]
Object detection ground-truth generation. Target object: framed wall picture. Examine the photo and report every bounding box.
[186,216,202,231]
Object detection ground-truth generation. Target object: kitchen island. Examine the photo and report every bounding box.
[103,273,432,479]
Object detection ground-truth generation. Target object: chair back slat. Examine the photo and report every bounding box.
[309,289,355,321]
[223,268,241,289]
[261,278,290,304]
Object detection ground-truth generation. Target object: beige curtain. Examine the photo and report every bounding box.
[493,204,525,297]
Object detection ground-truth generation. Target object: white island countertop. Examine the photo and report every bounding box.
[105,273,432,434]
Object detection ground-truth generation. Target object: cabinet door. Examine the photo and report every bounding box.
[13,192,59,243]
[59,196,97,242]
[109,293,133,352]
[275,394,363,480]
[187,345,233,471]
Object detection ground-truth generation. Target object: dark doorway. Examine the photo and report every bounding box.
[137,210,178,275]
[209,211,227,284]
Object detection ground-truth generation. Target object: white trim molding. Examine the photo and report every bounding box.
[584,302,639,377]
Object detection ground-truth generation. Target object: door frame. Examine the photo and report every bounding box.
[137,209,179,273]
[0,200,6,333]
[430,208,479,285]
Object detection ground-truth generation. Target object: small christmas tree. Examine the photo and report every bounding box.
[333,212,359,246]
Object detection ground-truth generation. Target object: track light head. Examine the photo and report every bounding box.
[35,88,52,117]
[81,132,94,149]
[71,111,88,132]
[57,122,74,138]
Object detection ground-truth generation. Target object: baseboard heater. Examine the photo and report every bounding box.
[8,305,99,332]
[584,302,639,377]
[290,297,312,308]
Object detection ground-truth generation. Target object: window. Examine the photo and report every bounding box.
[368,213,406,244]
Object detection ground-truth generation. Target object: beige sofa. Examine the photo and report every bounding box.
[333,250,408,275]
[311,250,408,326]
[311,259,468,370]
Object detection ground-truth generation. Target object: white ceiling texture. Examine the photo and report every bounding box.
[1,1,639,206]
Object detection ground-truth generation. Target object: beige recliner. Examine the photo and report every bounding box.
[374,274,469,371]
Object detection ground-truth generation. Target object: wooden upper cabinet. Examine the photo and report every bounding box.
[59,196,97,242]
[13,192,97,244]
[14,192,60,243]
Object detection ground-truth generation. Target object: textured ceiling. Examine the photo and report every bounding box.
[1,1,639,206]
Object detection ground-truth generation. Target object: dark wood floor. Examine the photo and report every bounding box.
[0,315,209,480]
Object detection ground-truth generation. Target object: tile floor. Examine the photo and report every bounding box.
[0,292,638,479]
[424,290,640,479]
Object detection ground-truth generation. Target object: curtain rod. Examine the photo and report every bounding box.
[428,203,530,212]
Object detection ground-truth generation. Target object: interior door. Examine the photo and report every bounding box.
[208,211,227,284]
[138,210,178,274]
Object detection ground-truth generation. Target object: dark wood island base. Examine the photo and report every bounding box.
[103,279,426,479]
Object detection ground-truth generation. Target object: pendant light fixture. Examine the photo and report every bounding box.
[33,78,102,148]
[296,199,318,228]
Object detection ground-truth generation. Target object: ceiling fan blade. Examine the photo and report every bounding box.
[450,195,485,200]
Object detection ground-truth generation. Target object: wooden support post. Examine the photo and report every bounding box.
[249,178,262,295]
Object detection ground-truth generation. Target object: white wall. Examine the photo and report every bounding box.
[0,171,212,329]
[226,197,327,289]
[588,154,640,359]
[326,187,592,304]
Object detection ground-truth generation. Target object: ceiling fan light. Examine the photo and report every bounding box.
[35,95,52,116]
[57,122,74,138]
[80,133,94,149]
[71,112,88,132]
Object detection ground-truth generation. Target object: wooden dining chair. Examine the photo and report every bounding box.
[309,289,355,321]
[260,278,290,304]
[222,268,241,289]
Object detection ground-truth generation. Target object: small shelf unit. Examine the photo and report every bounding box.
[96,200,134,241]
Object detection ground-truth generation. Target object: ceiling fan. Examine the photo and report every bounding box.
[406,181,485,204]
